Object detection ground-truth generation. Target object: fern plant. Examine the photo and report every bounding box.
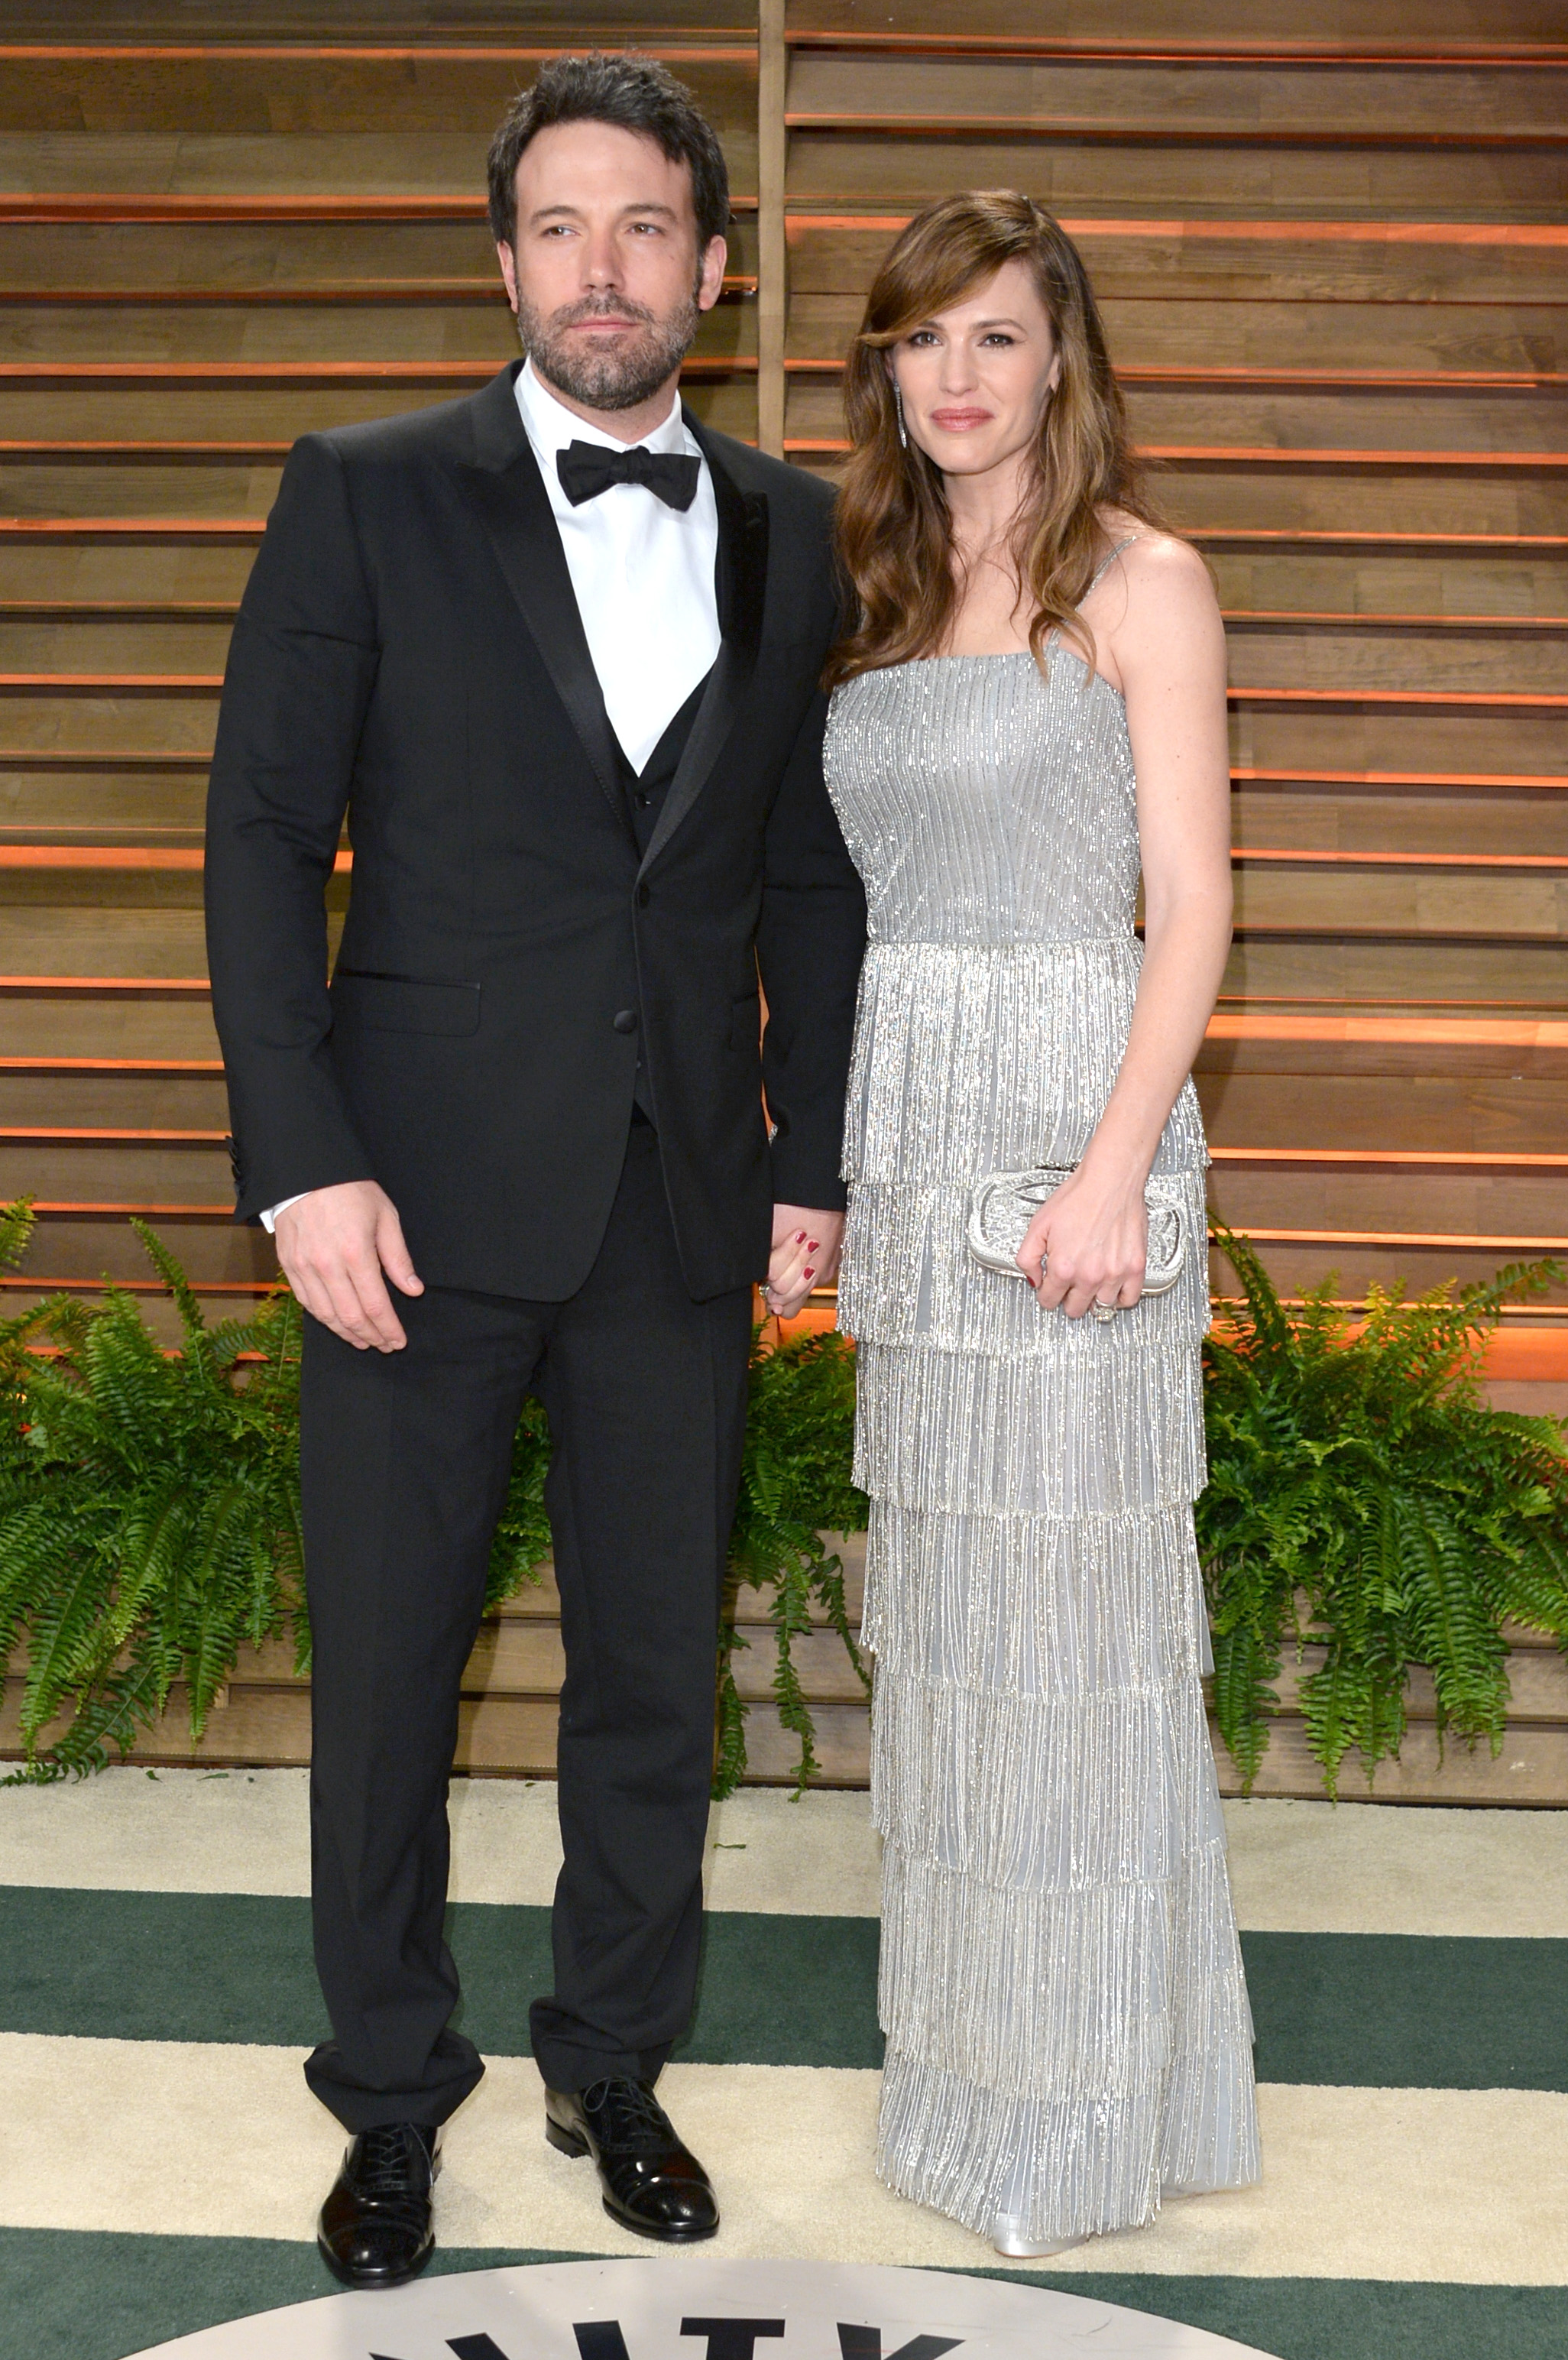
[1200,1225,1568,1794]
[0,1207,305,1779]
[716,1325,871,1797]
[0,1207,867,1791]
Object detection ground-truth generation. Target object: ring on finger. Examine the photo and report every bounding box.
[1090,1297,1119,1324]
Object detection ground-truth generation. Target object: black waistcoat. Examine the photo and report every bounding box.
[614,671,713,1117]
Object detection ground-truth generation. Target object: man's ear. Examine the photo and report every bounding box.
[696,234,728,314]
[497,239,520,314]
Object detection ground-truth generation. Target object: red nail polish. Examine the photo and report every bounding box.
[807,1240,820,1252]
[795,1231,807,1244]
[803,1267,815,1282]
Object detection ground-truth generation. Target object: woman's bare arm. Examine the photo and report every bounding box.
[1019,532,1233,1317]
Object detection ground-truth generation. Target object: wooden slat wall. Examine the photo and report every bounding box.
[0,1,1565,1796]
[0,8,760,1331]
[773,0,1568,1382]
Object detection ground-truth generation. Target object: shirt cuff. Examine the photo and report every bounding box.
[259,1193,309,1234]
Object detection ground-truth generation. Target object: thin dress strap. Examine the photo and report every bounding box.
[1084,530,1142,597]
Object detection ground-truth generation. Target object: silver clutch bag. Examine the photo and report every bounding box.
[965,1165,1191,1293]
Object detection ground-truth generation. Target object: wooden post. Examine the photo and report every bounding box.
[756,0,787,459]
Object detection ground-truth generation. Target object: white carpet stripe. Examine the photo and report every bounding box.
[3,1771,1566,1937]
[1,2035,1564,2284]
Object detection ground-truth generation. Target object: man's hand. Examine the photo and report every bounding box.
[274,1180,424,1351]
[764,1204,844,1322]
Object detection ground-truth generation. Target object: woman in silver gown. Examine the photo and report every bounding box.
[818,194,1260,2258]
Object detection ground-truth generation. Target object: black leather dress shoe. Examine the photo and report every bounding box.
[545,2076,719,2242]
[317,2120,439,2288]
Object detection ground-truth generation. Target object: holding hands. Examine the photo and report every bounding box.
[765,1202,844,1321]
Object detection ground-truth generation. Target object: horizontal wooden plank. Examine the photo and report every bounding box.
[0,358,754,388]
[1236,847,1568,867]
[784,115,1568,151]
[1233,768,1566,790]
[5,680,1563,718]
[8,440,1566,474]
[0,280,758,307]
[5,841,1563,883]
[1218,1225,1568,1251]
[5,605,1564,637]
[0,194,760,222]
[785,37,1568,66]
[786,212,1568,244]
[787,365,1567,389]
[1213,1717,1568,1805]
[1226,612,1568,632]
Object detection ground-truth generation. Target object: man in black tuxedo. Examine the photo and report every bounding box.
[205,53,863,2287]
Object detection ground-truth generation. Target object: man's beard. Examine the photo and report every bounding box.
[517,288,698,413]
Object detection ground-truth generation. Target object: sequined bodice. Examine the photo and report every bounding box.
[824,646,1138,946]
[824,643,1208,1194]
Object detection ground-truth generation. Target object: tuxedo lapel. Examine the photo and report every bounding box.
[639,414,769,878]
[456,365,629,825]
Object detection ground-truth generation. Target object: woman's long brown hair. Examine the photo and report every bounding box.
[824,190,1162,689]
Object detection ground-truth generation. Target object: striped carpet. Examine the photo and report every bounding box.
[1,1772,1565,2360]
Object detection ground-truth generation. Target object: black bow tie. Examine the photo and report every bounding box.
[557,440,701,512]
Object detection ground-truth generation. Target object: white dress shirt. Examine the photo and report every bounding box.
[514,356,721,772]
[260,358,722,1234]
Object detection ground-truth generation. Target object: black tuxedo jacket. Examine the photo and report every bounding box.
[204,362,866,1302]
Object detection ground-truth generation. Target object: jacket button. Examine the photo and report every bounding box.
[636,883,650,908]
[612,1008,638,1034]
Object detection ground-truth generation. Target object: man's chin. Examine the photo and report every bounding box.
[533,348,682,415]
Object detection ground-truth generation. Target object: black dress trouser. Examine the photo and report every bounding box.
[299,1120,754,2131]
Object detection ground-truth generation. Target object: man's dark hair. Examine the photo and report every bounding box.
[487,52,731,254]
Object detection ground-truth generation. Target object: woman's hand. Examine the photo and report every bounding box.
[1016,1165,1149,1319]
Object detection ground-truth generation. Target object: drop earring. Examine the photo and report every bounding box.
[893,382,909,450]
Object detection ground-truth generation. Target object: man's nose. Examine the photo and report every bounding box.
[579,232,621,287]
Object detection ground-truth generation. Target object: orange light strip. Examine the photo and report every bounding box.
[27,1201,233,1216]
[24,677,1558,711]
[1223,614,1568,631]
[0,977,211,994]
[1205,1013,1568,1047]
[12,439,1563,474]
[0,846,352,873]
[1231,768,1565,789]
[1210,1146,1568,1168]
[1147,448,1568,468]
[787,216,1568,242]
[1210,1226,1568,1248]
[1233,846,1568,867]
[1229,686,1568,708]
[0,42,758,62]
[0,1055,222,1072]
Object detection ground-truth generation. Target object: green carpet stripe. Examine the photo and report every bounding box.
[4,2232,1568,2360]
[2,1889,1566,2087]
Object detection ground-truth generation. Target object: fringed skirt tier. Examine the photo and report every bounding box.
[838,936,1260,2248]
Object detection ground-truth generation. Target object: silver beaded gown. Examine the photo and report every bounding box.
[824,585,1261,2247]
